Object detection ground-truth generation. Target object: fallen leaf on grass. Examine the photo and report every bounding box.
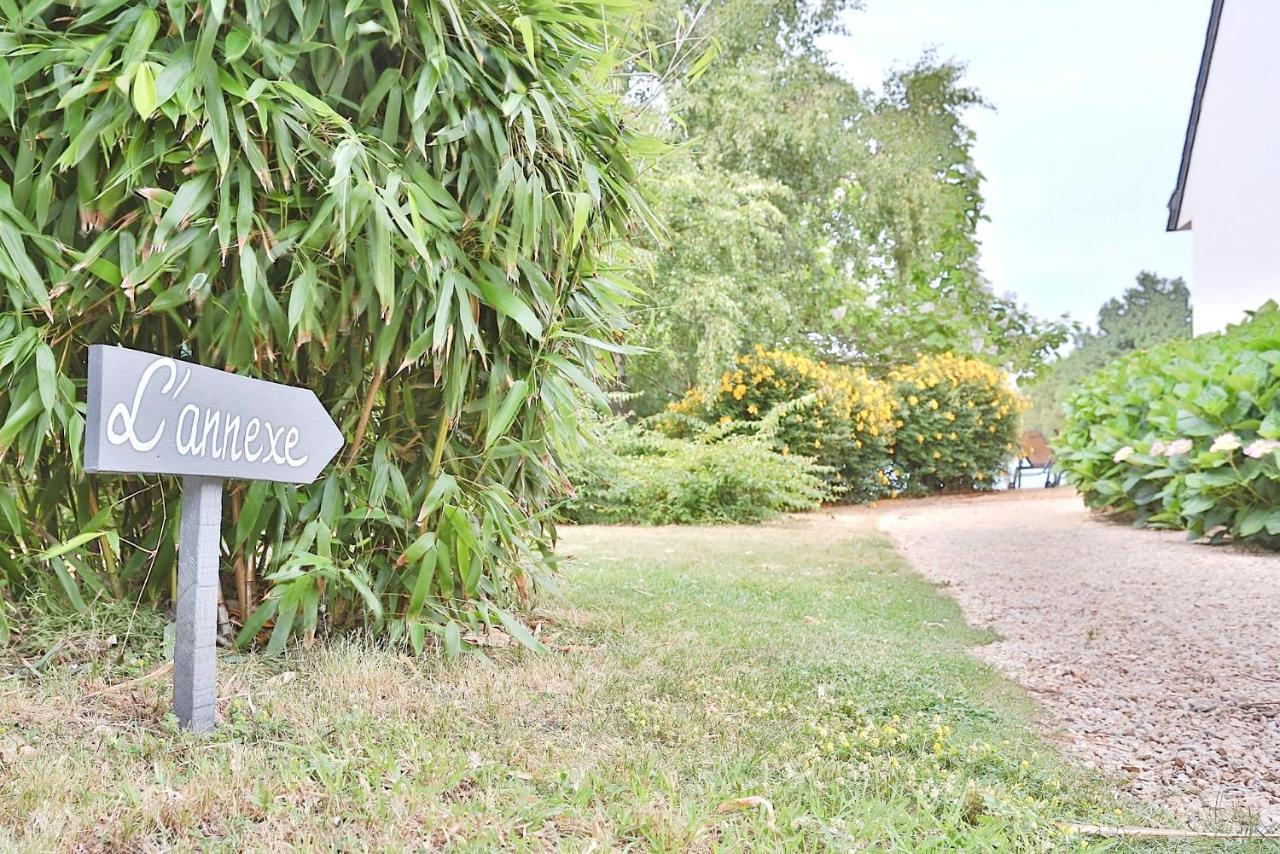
[462,629,515,648]
[715,795,776,830]
[552,644,599,654]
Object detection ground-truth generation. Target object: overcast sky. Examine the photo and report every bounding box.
[819,0,1210,327]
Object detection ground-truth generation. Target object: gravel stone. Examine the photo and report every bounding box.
[875,490,1280,828]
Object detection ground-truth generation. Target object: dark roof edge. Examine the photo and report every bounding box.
[1167,0,1226,231]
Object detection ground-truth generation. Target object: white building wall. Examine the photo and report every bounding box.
[1177,0,1280,334]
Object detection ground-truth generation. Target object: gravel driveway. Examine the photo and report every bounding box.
[875,490,1280,828]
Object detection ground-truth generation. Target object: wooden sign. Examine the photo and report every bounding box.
[85,345,342,484]
[83,345,343,732]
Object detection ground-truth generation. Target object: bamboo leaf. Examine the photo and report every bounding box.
[205,69,230,175]
[443,620,461,659]
[485,379,528,448]
[0,394,42,453]
[569,191,591,250]
[131,62,158,118]
[235,596,279,647]
[343,570,383,620]
[35,342,56,411]
[265,583,303,655]
[513,16,536,69]
[0,58,13,124]
[495,607,547,653]
[287,262,314,332]
[406,549,436,621]
[477,274,542,339]
[38,530,109,561]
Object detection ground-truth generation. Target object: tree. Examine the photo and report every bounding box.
[624,10,1068,412]
[1094,271,1194,352]
[0,0,653,651]
[824,58,1069,374]
[1024,272,1193,435]
[624,158,819,410]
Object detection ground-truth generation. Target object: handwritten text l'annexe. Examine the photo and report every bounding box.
[106,358,312,468]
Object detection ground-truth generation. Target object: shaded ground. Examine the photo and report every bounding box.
[875,489,1280,831]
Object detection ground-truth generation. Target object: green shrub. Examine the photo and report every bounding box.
[664,347,896,498]
[0,1,651,651]
[564,420,830,525]
[888,353,1020,493]
[1055,302,1280,545]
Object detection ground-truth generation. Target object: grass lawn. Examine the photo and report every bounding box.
[0,512,1266,850]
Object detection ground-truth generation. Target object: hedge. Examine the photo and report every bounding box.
[564,419,830,525]
[1055,302,1280,545]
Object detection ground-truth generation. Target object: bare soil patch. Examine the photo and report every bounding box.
[874,489,1280,830]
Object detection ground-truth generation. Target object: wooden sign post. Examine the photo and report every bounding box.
[84,345,343,731]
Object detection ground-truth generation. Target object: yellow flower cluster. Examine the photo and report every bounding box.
[672,347,897,498]
[666,348,1022,498]
[887,352,1022,489]
[890,351,1010,395]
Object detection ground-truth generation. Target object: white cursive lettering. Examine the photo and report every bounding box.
[106,356,314,470]
[242,418,262,462]
[283,427,309,468]
[106,359,180,451]
[175,404,202,456]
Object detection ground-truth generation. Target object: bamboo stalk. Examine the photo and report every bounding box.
[231,488,248,621]
[342,366,385,470]
[86,489,123,599]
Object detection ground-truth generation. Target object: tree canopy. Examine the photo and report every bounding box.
[623,2,1068,412]
[1024,272,1193,435]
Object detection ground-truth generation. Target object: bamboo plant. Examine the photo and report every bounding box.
[0,0,655,652]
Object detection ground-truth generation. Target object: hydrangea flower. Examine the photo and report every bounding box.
[1210,432,1242,453]
[1165,438,1194,457]
[1113,446,1134,463]
[1244,439,1280,459]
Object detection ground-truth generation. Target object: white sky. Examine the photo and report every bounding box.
[819,0,1209,327]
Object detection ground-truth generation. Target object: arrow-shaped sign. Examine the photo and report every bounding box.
[85,345,342,483]
[83,345,344,732]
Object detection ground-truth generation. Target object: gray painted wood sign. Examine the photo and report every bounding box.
[84,345,343,731]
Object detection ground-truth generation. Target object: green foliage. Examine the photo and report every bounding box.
[666,347,896,498]
[888,353,1021,493]
[623,8,1068,413]
[643,347,1027,504]
[623,159,812,408]
[1024,272,1193,435]
[0,0,653,651]
[827,58,1067,376]
[1055,302,1280,546]
[564,418,829,525]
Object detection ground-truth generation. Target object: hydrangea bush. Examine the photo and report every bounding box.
[1055,302,1280,545]
[888,353,1021,493]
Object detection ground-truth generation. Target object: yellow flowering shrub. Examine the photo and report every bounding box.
[668,347,896,498]
[888,353,1022,492]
